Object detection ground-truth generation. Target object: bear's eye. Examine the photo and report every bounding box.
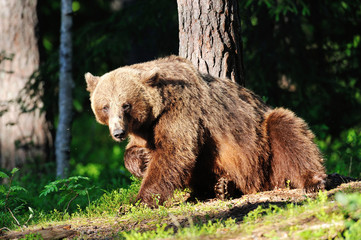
[102,105,109,113]
[122,103,131,113]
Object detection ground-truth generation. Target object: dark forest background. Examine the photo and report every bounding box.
[1,0,360,215]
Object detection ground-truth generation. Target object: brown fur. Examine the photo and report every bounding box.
[85,56,326,207]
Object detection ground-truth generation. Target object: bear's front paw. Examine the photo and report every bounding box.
[137,147,151,166]
[124,147,152,178]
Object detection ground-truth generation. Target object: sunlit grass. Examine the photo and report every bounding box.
[2,169,361,240]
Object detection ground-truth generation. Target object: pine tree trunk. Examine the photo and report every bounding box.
[0,0,51,170]
[177,0,245,85]
[56,0,73,178]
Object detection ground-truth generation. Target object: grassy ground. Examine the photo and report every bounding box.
[1,181,361,240]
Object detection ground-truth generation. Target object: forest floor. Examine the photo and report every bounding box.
[1,174,360,240]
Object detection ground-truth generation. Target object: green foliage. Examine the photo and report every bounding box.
[336,192,361,220]
[0,168,32,228]
[244,204,282,222]
[40,176,90,197]
[85,176,141,216]
[120,224,174,240]
[120,218,238,240]
[240,0,361,176]
[317,128,361,178]
[244,0,311,21]
[344,220,361,240]
[0,171,9,179]
[118,191,359,239]
[336,192,361,239]
[40,176,93,216]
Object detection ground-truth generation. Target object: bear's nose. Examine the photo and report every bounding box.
[113,129,126,140]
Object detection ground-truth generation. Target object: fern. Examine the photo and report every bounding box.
[0,171,9,179]
[0,168,31,228]
[10,185,28,193]
[40,183,59,197]
[40,176,93,217]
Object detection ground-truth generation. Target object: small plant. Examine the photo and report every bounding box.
[286,179,291,189]
[0,168,33,227]
[40,176,93,217]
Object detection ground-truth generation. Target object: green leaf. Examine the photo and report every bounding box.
[58,195,68,206]
[245,0,253,8]
[346,129,356,144]
[73,99,83,112]
[10,185,27,192]
[0,171,9,179]
[71,184,82,190]
[263,0,272,8]
[10,168,19,175]
[0,185,7,193]
[353,35,360,48]
[341,1,348,9]
[77,189,88,196]
[40,184,59,197]
[69,176,89,182]
[301,6,310,16]
[72,1,80,12]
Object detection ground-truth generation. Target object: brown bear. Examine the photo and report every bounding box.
[85,56,326,207]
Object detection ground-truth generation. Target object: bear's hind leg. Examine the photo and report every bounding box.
[265,108,326,192]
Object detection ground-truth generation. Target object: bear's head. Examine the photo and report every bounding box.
[85,67,163,142]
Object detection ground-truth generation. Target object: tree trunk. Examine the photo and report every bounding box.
[177,0,245,85]
[56,0,73,178]
[0,0,51,170]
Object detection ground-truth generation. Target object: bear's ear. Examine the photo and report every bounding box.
[141,67,160,86]
[85,72,100,93]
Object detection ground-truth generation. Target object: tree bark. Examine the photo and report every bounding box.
[177,0,245,85]
[0,0,51,170]
[56,0,73,178]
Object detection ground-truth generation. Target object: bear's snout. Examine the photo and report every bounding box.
[112,128,127,141]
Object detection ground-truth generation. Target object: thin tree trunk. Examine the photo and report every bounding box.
[0,0,51,170]
[56,0,73,178]
[177,0,245,85]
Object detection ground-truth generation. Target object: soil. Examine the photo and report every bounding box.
[1,174,359,240]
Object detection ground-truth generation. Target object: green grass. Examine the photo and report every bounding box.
[115,191,361,240]
[2,170,361,240]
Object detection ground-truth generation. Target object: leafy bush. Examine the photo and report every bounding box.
[0,168,33,228]
[40,176,93,217]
